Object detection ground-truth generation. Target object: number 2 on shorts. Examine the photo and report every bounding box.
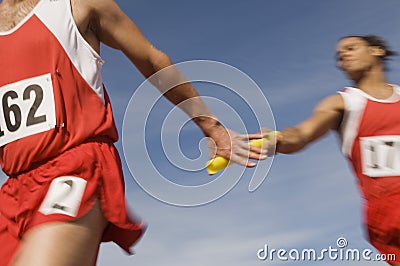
[39,176,87,217]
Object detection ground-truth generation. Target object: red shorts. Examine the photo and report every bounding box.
[366,194,400,264]
[0,140,145,266]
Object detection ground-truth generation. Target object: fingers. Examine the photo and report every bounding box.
[249,145,268,159]
[252,127,271,137]
[246,133,265,140]
[247,128,281,142]
[245,128,273,140]
[207,127,278,170]
[230,153,256,167]
[217,140,270,167]
[230,147,270,167]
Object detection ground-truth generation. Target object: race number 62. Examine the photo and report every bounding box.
[0,73,56,146]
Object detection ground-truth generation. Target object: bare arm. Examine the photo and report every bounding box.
[81,0,210,118]
[276,94,344,154]
[74,0,265,165]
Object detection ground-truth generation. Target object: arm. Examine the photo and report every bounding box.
[277,94,344,154]
[76,0,265,166]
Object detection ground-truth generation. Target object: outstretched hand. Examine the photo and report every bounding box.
[256,128,282,156]
[206,125,269,167]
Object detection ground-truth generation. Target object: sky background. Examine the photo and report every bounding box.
[2,0,400,265]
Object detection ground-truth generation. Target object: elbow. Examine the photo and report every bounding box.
[148,48,172,73]
[136,47,172,80]
[144,48,187,94]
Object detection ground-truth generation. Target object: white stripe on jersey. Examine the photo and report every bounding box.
[35,0,105,103]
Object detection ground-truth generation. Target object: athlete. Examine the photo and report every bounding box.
[267,35,400,265]
[0,0,266,265]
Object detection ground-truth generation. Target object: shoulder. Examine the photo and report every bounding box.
[314,93,344,113]
[70,0,93,28]
[70,0,91,14]
[71,0,130,34]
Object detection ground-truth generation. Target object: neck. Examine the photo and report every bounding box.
[352,64,387,91]
[351,65,393,99]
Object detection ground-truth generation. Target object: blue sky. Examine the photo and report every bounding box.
[96,1,400,265]
[94,1,400,265]
[2,0,400,265]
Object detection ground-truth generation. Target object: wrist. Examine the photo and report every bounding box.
[192,116,222,136]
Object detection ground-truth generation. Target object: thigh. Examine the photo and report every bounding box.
[11,200,108,266]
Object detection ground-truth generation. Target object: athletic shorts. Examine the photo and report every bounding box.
[366,194,400,264]
[0,139,145,266]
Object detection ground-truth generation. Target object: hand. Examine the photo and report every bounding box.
[206,125,268,167]
[257,128,282,156]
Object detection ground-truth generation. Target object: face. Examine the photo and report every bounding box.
[336,37,383,79]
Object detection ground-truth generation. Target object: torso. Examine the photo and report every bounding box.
[0,0,100,53]
[339,85,400,199]
[0,0,118,174]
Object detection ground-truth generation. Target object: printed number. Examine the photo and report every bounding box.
[39,176,87,217]
[366,141,395,170]
[24,85,47,126]
[2,90,21,132]
[0,73,56,147]
[1,85,46,134]
[51,179,74,211]
[361,136,400,177]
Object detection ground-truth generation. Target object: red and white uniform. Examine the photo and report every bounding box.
[339,86,400,264]
[0,0,145,265]
[0,0,117,175]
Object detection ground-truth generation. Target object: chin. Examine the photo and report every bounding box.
[343,70,360,81]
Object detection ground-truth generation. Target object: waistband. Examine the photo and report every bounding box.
[8,136,116,178]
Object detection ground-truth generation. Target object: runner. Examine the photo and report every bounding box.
[0,0,266,265]
[269,35,399,265]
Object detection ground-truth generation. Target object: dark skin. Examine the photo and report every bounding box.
[273,37,389,154]
[265,37,398,266]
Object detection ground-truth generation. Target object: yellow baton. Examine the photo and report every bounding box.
[206,131,281,175]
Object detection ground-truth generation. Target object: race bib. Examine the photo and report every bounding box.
[39,176,87,217]
[0,73,56,146]
[360,136,400,177]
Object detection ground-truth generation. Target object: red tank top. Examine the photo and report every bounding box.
[0,0,118,175]
[339,86,400,199]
